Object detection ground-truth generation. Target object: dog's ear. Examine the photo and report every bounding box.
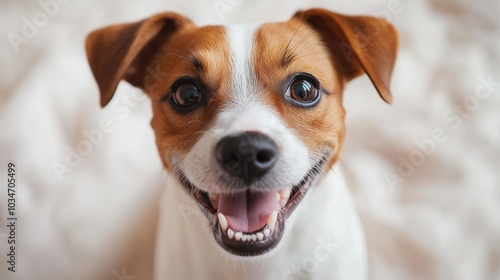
[294,9,398,103]
[85,12,194,107]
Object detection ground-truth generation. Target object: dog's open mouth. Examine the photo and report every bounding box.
[176,158,326,257]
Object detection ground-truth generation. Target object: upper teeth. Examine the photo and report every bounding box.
[277,187,292,207]
[217,212,277,243]
[278,188,291,201]
[209,193,219,210]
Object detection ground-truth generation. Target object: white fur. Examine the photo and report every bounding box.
[156,24,367,279]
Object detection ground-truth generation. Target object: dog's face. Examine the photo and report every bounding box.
[86,9,397,257]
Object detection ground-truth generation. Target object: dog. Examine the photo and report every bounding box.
[85,8,397,280]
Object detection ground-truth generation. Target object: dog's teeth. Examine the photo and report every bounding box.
[266,211,277,230]
[276,193,281,201]
[279,188,291,201]
[227,229,234,239]
[209,193,219,209]
[257,232,264,241]
[231,230,268,242]
[235,232,242,241]
[217,213,228,231]
[224,214,278,242]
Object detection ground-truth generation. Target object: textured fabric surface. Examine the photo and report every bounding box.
[0,0,499,279]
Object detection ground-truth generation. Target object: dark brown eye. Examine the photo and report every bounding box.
[290,79,316,102]
[286,77,321,108]
[173,84,201,107]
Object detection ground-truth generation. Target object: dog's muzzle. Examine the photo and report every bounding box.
[177,132,326,256]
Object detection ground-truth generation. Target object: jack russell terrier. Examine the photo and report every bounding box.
[86,8,397,280]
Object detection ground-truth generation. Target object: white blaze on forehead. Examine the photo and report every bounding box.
[224,24,260,106]
[222,24,280,133]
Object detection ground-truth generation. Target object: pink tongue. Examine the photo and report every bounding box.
[218,191,280,233]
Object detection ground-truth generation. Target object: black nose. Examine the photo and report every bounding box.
[215,132,279,184]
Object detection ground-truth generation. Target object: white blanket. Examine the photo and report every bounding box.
[1,0,499,279]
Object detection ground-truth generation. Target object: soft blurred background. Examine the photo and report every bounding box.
[0,0,499,279]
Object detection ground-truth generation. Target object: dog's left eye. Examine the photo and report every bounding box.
[285,76,321,107]
[290,79,316,101]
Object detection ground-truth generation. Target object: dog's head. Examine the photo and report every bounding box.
[86,9,397,257]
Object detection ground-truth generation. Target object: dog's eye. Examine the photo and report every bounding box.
[286,76,321,107]
[290,79,316,102]
[173,84,201,107]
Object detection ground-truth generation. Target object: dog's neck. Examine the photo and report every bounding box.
[154,168,367,280]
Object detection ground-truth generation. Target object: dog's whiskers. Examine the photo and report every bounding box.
[286,31,318,59]
[281,20,304,67]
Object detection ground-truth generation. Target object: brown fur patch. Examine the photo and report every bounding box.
[145,26,232,170]
[253,19,346,169]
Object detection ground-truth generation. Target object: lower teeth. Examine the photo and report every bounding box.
[218,211,277,242]
[226,227,272,242]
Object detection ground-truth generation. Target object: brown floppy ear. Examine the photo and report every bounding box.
[85,12,194,107]
[294,9,398,103]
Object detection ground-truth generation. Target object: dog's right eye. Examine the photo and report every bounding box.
[172,83,202,107]
[166,77,207,114]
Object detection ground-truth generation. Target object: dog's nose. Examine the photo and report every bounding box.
[215,132,279,184]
